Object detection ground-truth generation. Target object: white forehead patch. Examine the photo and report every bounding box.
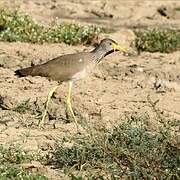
[79,59,83,62]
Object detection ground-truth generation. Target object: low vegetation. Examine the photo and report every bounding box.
[0,146,48,179]
[1,10,180,54]
[134,28,180,53]
[53,114,180,179]
[0,10,106,45]
[12,99,31,114]
[175,7,180,12]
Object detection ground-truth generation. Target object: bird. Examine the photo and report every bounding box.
[15,38,127,129]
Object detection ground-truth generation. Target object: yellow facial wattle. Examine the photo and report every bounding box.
[112,43,127,52]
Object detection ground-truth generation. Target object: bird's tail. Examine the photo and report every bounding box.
[15,66,35,77]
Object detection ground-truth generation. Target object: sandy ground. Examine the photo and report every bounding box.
[0,0,180,179]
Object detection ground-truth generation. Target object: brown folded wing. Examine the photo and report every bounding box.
[16,52,94,82]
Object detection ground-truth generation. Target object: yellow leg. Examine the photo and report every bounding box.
[38,85,59,128]
[67,81,79,130]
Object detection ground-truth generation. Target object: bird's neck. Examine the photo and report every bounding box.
[91,46,107,63]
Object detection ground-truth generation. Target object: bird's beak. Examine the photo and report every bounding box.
[112,43,127,53]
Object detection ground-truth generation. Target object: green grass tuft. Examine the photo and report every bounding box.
[12,99,31,114]
[53,115,180,179]
[0,165,47,180]
[0,146,34,164]
[134,28,180,53]
[0,10,106,45]
[0,146,48,179]
[175,7,180,11]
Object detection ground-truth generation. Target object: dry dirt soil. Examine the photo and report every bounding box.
[0,0,180,179]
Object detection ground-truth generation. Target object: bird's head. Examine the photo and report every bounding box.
[98,38,127,56]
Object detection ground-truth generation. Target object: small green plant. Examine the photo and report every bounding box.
[0,146,34,164]
[12,99,31,113]
[0,165,48,180]
[175,7,180,11]
[70,174,105,180]
[0,10,106,45]
[134,28,180,53]
[0,146,48,179]
[53,115,180,179]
